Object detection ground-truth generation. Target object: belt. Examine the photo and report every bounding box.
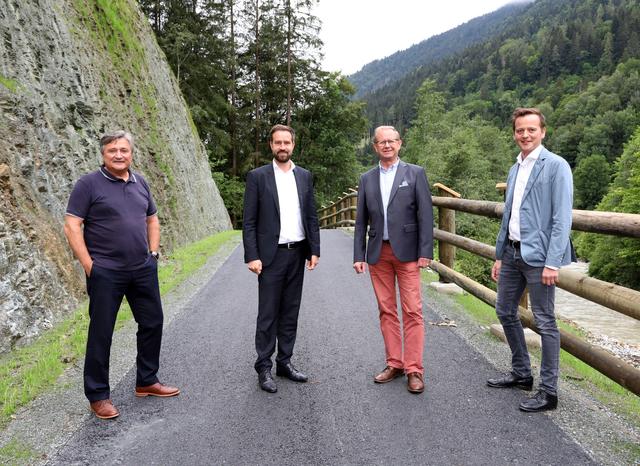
[278,240,305,249]
[508,239,521,249]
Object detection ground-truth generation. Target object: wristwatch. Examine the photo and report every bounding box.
[150,251,160,260]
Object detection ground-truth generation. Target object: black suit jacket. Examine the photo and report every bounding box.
[243,163,320,267]
[354,160,433,265]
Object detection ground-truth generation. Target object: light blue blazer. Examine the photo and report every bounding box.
[495,146,573,268]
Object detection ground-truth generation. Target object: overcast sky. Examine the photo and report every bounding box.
[314,0,514,75]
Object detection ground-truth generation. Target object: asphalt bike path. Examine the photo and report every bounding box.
[50,229,593,465]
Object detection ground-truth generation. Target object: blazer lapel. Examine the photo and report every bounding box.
[521,151,546,203]
[293,167,305,213]
[370,168,384,216]
[388,161,407,205]
[266,165,280,216]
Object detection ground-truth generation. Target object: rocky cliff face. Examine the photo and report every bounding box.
[0,0,231,352]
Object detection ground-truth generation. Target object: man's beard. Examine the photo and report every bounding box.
[274,151,291,163]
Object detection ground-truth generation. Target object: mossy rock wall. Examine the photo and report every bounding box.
[0,0,231,352]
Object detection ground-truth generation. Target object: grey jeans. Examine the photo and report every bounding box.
[496,243,560,395]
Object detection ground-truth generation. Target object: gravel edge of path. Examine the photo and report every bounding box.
[0,235,242,466]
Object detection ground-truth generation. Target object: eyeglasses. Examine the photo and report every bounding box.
[374,139,399,147]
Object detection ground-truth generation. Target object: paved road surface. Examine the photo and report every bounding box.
[50,230,594,465]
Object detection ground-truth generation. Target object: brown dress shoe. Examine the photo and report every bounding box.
[407,372,424,393]
[374,366,404,384]
[135,382,180,397]
[90,399,119,419]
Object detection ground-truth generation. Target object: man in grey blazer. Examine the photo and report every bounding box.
[488,108,573,412]
[354,126,433,394]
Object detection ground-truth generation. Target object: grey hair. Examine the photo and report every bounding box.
[100,130,134,154]
[373,125,401,143]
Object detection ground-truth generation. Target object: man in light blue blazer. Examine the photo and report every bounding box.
[487,108,573,412]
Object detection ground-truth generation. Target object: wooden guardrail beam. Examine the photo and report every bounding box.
[428,260,640,397]
[432,197,640,237]
[434,228,640,322]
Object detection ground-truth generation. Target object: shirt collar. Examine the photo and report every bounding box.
[379,158,400,174]
[517,145,543,165]
[100,165,136,182]
[273,159,296,174]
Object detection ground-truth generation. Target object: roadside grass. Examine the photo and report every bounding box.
[0,438,38,464]
[424,279,640,429]
[0,230,239,430]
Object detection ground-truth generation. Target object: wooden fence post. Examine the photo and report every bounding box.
[433,183,461,283]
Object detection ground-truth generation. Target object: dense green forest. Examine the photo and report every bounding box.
[138,0,367,224]
[139,0,639,290]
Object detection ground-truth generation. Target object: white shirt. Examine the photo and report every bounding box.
[508,144,543,242]
[379,159,399,240]
[273,160,305,244]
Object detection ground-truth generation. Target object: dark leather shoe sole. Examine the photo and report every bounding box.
[487,374,533,391]
[407,385,424,394]
[487,380,533,390]
[260,383,277,393]
[135,388,180,397]
[519,403,557,412]
[275,368,308,383]
[374,368,404,384]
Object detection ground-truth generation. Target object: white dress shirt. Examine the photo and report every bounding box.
[379,159,400,240]
[508,144,543,242]
[273,160,305,244]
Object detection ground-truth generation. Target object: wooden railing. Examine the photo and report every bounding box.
[318,188,358,228]
[319,182,640,396]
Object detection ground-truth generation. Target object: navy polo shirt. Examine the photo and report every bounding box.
[66,166,157,270]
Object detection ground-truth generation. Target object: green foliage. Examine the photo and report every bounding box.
[0,74,18,93]
[0,439,38,465]
[212,172,246,226]
[577,127,640,290]
[138,1,367,226]
[401,81,510,284]
[293,74,368,206]
[573,154,611,209]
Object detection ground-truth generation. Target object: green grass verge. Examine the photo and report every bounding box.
[0,230,239,429]
[428,283,640,429]
[0,439,39,465]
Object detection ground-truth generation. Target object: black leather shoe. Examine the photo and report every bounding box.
[258,370,277,393]
[519,389,558,412]
[276,363,308,383]
[487,372,533,390]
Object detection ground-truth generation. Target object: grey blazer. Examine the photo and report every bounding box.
[354,160,433,265]
[495,147,573,268]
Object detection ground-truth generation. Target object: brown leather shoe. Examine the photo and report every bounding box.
[89,399,119,419]
[407,372,424,394]
[374,366,404,384]
[135,382,180,397]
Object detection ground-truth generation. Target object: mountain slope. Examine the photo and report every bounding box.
[348,1,532,99]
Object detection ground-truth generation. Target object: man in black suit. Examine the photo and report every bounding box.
[353,125,433,394]
[243,124,321,393]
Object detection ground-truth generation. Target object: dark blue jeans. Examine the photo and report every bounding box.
[84,259,163,401]
[496,243,560,395]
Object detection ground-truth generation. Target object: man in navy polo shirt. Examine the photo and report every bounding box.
[64,130,179,420]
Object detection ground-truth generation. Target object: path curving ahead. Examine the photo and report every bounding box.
[50,230,594,465]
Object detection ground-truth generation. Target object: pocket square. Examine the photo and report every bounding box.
[399,180,409,188]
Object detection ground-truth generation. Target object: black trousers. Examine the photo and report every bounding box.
[84,259,163,402]
[254,247,306,373]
